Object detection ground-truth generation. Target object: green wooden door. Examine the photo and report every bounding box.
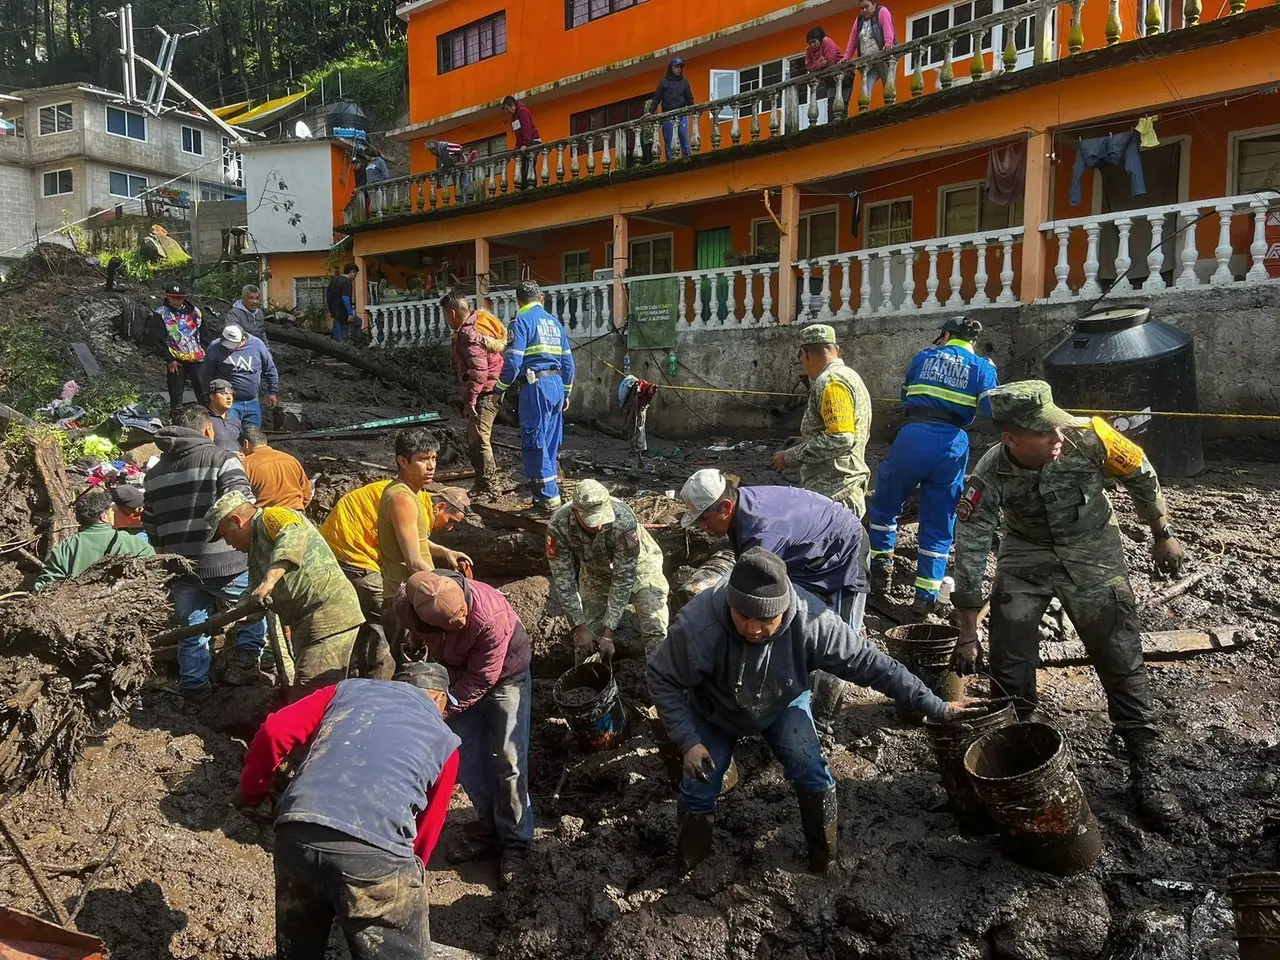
[695,227,732,324]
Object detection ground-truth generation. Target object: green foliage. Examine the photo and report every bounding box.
[95,247,192,283]
[302,46,408,131]
[194,264,261,302]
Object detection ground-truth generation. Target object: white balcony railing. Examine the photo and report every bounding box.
[624,263,781,330]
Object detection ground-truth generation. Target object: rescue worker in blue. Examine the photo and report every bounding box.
[868,316,999,615]
[495,280,576,514]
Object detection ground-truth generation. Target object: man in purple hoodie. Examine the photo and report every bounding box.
[396,569,533,890]
[203,323,279,428]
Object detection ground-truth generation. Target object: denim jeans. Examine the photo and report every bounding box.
[331,317,351,341]
[662,116,690,160]
[170,572,268,691]
[679,690,835,815]
[447,668,534,850]
[274,823,430,960]
[232,398,262,428]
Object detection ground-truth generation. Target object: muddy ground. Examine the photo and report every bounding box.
[1,266,1277,959]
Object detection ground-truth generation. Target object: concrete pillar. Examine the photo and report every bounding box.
[777,184,802,325]
[612,213,628,329]
[474,236,491,309]
[1019,130,1053,304]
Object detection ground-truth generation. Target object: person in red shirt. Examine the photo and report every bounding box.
[441,291,509,497]
[502,95,542,189]
[234,664,460,960]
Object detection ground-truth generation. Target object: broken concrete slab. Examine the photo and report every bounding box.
[1042,626,1252,667]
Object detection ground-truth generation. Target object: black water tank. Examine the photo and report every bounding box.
[311,101,369,141]
[1044,305,1202,478]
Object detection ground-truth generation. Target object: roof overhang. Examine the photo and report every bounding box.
[397,0,449,21]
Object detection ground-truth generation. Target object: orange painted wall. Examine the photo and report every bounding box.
[330,142,359,227]
[264,252,332,309]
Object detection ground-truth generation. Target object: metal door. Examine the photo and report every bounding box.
[696,227,732,324]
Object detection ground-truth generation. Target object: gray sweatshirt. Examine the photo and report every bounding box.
[648,583,949,752]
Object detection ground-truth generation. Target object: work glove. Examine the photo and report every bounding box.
[951,628,984,676]
[682,743,716,783]
[1153,536,1185,577]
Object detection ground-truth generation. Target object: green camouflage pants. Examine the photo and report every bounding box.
[288,617,361,701]
[580,571,670,656]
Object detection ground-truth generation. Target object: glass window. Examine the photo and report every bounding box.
[463,134,508,158]
[42,169,73,196]
[109,171,149,198]
[438,13,507,74]
[626,237,673,276]
[38,103,73,135]
[752,209,838,260]
[106,106,146,141]
[941,184,1022,234]
[1237,134,1280,194]
[867,200,913,248]
[908,0,1002,70]
[488,257,520,289]
[182,126,204,155]
[294,277,330,312]
[563,251,593,283]
[569,95,650,137]
[566,0,649,29]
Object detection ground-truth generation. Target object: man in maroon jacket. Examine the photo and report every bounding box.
[396,569,533,889]
[502,95,542,189]
[442,291,508,497]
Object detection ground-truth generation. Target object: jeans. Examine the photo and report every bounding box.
[661,116,690,160]
[166,361,205,413]
[171,571,268,691]
[331,317,351,342]
[274,823,430,960]
[447,668,534,850]
[679,690,834,815]
[232,398,263,428]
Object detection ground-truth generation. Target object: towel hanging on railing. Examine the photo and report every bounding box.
[987,142,1027,207]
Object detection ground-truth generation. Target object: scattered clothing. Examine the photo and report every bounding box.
[987,141,1027,207]
[33,521,155,590]
[112,403,163,435]
[244,446,312,510]
[781,358,873,517]
[619,376,658,458]
[1070,131,1146,206]
[203,334,279,403]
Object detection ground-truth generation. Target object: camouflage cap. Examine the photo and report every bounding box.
[572,479,615,527]
[799,323,837,347]
[203,490,255,541]
[987,380,1079,431]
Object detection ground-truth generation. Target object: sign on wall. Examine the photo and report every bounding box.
[627,277,679,350]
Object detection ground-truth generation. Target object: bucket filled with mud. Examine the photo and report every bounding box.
[963,721,1103,875]
[1228,872,1280,959]
[553,661,627,752]
[925,701,1016,832]
[884,623,964,722]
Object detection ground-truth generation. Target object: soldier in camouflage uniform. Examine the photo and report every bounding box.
[206,491,363,697]
[546,480,669,662]
[951,381,1186,831]
[772,324,873,517]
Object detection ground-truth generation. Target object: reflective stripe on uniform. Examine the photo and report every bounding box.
[914,576,944,590]
[869,523,897,533]
[868,548,894,557]
[524,343,567,357]
[918,548,950,560]
[905,384,978,406]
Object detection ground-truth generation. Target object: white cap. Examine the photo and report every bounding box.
[679,469,728,528]
[221,323,245,346]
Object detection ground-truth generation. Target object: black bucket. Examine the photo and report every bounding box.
[1228,872,1280,959]
[884,623,965,722]
[925,702,1016,833]
[553,662,627,752]
[963,722,1103,875]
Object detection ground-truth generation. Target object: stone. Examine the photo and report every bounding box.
[1108,907,1190,960]
[989,877,1110,960]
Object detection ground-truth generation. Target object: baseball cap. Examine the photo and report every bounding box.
[221,324,245,346]
[435,486,471,514]
[679,468,728,528]
[987,380,1081,432]
[164,284,187,298]
[111,484,144,510]
[208,378,233,395]
[799,323,837,347]
[572,479,615,527]
[203,490,253,541]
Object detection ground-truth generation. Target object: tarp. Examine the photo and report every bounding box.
[223,90,312,127]
[627,277,680,351]
[211,101,248,118]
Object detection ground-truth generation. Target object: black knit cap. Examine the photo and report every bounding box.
[394,660,451,693]
[727,547,791,619]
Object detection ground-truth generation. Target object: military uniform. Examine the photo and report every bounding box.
[546,481,669,655]
[782,325,873,517]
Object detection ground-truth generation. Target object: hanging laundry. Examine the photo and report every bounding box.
[1135,116,1160,149]
[1069,131,1146,206]
[619,375,659,460]
[987,141,1027,206]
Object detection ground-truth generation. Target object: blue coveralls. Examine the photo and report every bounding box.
[495,302,576,503]
[868,339,998,602]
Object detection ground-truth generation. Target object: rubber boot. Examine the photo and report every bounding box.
[796,786,838,873]
[676,809,714,872]
[224,648,270,687]
[911,595,941,619]
[869,556,893,595]
[1126,741,1183,834]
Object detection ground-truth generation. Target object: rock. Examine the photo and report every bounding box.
[1190,891,1239,960]
[989,877,1110,960]
[558,815,586,842]
[1108,907,1189,960]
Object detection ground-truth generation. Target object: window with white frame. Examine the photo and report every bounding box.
[106,106,146,141]
[1235,133,1280,195]
[294,277,330,312]
[710,58,789,120]
[939,183,1022,235]
[907,0,1049,71]
[563,250,593,284]
[109,171,149,198]
[752,208,840,260]
[607,236,673,276]
[437,12,507,74]
[182,126,204,155]
[42,169,73,197]
[866,199,914,248]
[38,102,73,135]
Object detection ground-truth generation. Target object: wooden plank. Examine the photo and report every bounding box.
[70,342,101,377]
[1042,626,1251,667]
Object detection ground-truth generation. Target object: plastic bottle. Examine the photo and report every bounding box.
[623,353,632,375]
[666,349,678,377]
[939,576,955,603]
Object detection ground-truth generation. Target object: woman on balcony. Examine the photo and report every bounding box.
[845,0,897,101]
[804,27,845,122]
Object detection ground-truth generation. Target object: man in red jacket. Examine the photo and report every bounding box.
[396,570,533,890]
[442,291,509,497]
[234,663,460,960]
[502,95,542,189]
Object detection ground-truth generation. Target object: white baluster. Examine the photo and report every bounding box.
[836,254,854,321]
[971,240,991,307]
[1247,200,1269,282]
[799,261,813,321]
[742,268,757,328]
[1051,225,1073,300]
[1112,216,1133,294]
[856,253,872,318]
[1144,214,1167,292]
[817,261,834,322]
[599,282,611,334]
[944,243,964,307]
[880,252,897,313]
[900,247,918,312]
[601,135,612,174]
[1211,203,1235,285]
[368,308,381,348]
[1081,222,1103,298]
[575,288,587,335]
[761,265,775,326]
[923,244,941,310]
[996,234,1017,304]
[1175,211,1201,288]
[724,269,739,328]
[691,271,706,329]
[674,276,687,329]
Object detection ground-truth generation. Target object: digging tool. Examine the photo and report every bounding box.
[146,599,266,647]
[0,814,68,926]
[262,598,292,695]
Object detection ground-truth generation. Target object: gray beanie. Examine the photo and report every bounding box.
[726,547,791,619]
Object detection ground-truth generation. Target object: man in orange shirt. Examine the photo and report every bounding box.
[240,426,312,510]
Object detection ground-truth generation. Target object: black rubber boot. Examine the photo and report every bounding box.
[676,809,714,872]
[796,786,838,873]
[911,595,941,619]
[1126,740,1184,834]
[869,556,893,595]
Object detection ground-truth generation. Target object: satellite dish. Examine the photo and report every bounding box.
[294,120,313,139]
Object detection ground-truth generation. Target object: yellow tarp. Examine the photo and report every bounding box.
[223,89,312,126]
[212,101,248,118]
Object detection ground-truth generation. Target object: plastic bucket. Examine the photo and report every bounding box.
[963,722,1103,875]
[553,662,627,752]
[884,623,964,722]
[925,702,1016,832]
[1229,872,1280,959]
